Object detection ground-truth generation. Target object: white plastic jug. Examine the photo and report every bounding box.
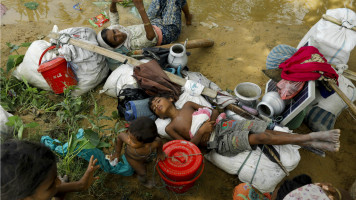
[168,43,188,68]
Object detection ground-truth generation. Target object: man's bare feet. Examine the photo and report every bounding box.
[185,13,193,25]
[309,129,340,143]
[307,141,340,152]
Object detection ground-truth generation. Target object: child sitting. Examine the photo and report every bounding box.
[111,116,165,188]
[148,95,341,153]
[1,140,100,200]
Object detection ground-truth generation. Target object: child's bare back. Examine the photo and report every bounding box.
[111,117,165,188]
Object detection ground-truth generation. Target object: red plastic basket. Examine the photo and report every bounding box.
[37,46,77,94]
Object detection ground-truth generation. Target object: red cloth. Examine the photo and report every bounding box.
[278,46,338,82]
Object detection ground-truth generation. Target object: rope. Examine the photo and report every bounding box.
[166,153,202,159]
[236,151,252,175]
[250,145,264,184]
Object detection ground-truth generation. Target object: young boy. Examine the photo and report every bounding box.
[1,140,100,200]
[148,96,341,153]
[111,117,165,188]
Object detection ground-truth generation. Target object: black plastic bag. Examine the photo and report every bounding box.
[117,88,150,118]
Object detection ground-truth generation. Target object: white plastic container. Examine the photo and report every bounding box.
[257,91,285,117]
[234,82,262,107]
[168,44,188,68]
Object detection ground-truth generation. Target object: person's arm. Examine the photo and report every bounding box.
[166,126,186,141]
[166,122,213,146]
[132,0,156,41]
[111,131,129,161]
[155,138,166,161]
[193,121,215,145]
[56,156,100,194]
[109,0,122,25]
[187,101,220,122]
[110,0,119,13]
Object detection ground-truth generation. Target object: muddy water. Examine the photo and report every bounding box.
[1,0,356,199]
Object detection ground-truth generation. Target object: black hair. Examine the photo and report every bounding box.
[148,93,175,114]
[101,28,116,48]
[1,140,57,200]
[129,117,158,143]
[276,174,312,200]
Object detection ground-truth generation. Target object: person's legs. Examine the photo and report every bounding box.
[249,129,340,152]
[182,2,192,25]
[125,156,154,188]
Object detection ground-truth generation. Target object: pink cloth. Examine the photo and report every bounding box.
[189,107,212,139]
[278,46,338,83]
[152,25,163,46]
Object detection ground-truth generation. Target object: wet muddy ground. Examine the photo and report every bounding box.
[1,0,356,199]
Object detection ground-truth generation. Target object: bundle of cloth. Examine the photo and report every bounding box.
[13,26,108,96]
[266,44,356,132]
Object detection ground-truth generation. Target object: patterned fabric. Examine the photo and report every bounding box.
[266,45,297,69]
[147,0,187,44]
[233,183,272,200]
[283,184,330,200]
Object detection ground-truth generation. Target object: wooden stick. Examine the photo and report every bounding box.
[327,79,356,115]
[344,70,356,81]
[132,39,215,55]
[48,32,218,98]
[264,145,289,176]
[322,14,356,32]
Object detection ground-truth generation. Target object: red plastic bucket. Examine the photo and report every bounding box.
[157,140,204,193]
[37,46,77,94]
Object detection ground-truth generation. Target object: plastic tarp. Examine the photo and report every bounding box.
[41,129,134,176]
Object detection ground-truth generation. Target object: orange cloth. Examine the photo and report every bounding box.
[233,183,272,200]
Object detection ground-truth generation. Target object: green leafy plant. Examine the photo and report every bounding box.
[118,0,134,7]
[56,86,84,132]
[6,42,31,72]
[5,115,39,139]
[82,94,113,135]
[58,129,110,174]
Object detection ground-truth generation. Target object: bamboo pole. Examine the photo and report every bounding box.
[132,39,215,55]
[322,14,356,32]
[264,145,289,176]
[327,79,356,115]
[344,70,356,81]
[48,32,218,98]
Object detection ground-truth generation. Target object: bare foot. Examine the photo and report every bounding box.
[309,129,340,143]
[307,141,340,152]
[141,179,155,189]
[185,13,193,25]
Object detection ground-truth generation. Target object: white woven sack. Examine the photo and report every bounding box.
[297,8,356,65]
[100,64,137,98]
[56,27,109,96]
[0,105,14,140]
[205,126,300,193]
[12,40,55,91]
[314,74,356,116]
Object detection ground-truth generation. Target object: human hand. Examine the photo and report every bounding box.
[315,183,340,200]
[78,155,100,191]
[199,121,215,135]
[156,151,167,162]
[110,152,120,161]
[201,132,211,144]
